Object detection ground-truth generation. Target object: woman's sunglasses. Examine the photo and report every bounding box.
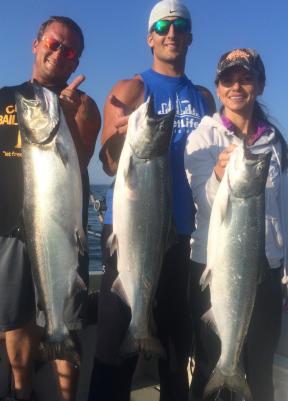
[151,18,191,36]
[41,36,78,60]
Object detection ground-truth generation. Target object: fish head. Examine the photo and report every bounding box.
[227,141,272,198]
[128,96,175,159]
[16,82,60,145]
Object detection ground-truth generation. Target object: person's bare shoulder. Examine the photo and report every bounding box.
[108,75,144,110]
[100,76,144,175]
[71,92,101,167]
[79,92,101,128]
[195,85,216,115]
[102,75,144,143]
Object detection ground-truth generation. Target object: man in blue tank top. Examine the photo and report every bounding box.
[89,1,215,401]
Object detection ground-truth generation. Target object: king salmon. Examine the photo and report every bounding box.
[201,142,271,400]
[109,96,175,357]
[16,83,86,364]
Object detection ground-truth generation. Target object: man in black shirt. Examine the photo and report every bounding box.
[0,16,101,401]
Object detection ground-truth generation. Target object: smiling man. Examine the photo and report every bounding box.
[0,16,100,401]
[88,2,215,401]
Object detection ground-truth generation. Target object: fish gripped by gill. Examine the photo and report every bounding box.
[109,96,175,357]
[16,83,86,365]
[201,142,271,400]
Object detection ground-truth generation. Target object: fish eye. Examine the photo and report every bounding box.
[257,163,264,171]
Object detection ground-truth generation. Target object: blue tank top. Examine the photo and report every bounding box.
[104,69,209,234]
[141,69,209,234]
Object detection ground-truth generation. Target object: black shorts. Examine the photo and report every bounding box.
[0,236,35,331]
[0,236,89,332]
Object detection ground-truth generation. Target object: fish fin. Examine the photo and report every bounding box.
[111,275,130,307]
[199,266,212,290]
[64,269,87,319]
[76,228,87,256]
[201,308,219,337]
[120,332,166,360]
[218,191,230,222]
[37,333,81,367]
[206,183,230,273]
[123,154,133,182]
[55,140,69,166]
[204,366,253,401]
[68,270,87,296]
[107,232,118,256]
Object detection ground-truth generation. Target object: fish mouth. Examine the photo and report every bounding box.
[146,95,156,119]
[227,140,272,198]
[130,96,175,159]
[16,82,60,145]
[146,95,175,122]
[243,139,271,162]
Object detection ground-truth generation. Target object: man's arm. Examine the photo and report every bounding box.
[100,77,144,176]
[195,85,216,116]
[74,93,101,168]
[60,76,101,171]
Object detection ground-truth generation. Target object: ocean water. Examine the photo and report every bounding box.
[88,184,108,271]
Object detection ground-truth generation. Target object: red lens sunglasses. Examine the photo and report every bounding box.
[42,36,78,60]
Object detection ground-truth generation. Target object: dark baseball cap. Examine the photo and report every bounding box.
[215,48,266,84]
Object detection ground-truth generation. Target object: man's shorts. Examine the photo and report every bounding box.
[0,236,89,332]
[0,236,35,331]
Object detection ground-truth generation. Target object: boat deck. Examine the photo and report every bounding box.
[131,385,159,401]
[1,273,288,400]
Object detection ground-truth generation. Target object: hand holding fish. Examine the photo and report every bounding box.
[60,75,85,116]
[109,94,133,135]
[214,144,237,181]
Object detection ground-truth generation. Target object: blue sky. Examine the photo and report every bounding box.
[1,0,287,184]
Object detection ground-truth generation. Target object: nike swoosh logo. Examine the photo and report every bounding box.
[170,9,176,13]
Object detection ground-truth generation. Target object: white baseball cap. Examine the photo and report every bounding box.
[148,0,191,32]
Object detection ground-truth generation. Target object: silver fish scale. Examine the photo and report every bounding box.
[112,98,174,356]
[115,155,170,336]
[212,195,265,373]
[17,86,84,346]
[24,128,82,337]
[205,144,271,398]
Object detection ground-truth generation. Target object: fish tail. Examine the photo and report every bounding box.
[121,334,166,359]
[37,334,81,367]
[204,366,253,401]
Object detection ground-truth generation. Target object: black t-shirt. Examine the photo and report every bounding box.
[0,82,35,235]
[0,81,89,235]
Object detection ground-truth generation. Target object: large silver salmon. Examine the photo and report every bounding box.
[16,84,86,363]
[201,142,271,400]
[109,97,175,357]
